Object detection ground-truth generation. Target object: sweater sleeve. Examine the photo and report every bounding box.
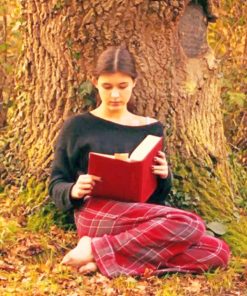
[147,121,173,204]
[48,147,84,211]
[147,168,173,205]
[48,119,84,212]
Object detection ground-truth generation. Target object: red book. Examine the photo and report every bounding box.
[88,135,163,202]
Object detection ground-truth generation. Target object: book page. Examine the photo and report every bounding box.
[90,152,130,161]
[114,153,129,161]
[130,135,162,161]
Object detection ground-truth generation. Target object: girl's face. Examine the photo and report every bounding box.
[94,72,136,112]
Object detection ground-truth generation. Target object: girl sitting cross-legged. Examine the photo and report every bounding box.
[48,46,230,278]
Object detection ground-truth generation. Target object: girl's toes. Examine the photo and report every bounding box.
[61,252,72,265]
[61,248,80,266]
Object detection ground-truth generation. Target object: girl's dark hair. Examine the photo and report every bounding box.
[93,46,138,80]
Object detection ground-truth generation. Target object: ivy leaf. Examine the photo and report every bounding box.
[73,51,81,60]
[0,43,10,52]
[205,230,215,237]
[233,211,240,221]
[78,81,93,96]
[11,21,22,33]
[206,221,227,235]
[227,91,246,108]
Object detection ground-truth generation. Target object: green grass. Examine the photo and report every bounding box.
[0,216,246,296]
[0,185,246,296]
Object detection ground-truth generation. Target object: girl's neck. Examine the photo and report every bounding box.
[91,107,133,124]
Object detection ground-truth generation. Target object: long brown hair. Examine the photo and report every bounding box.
[92,46,138,111]
[93,46,138,80]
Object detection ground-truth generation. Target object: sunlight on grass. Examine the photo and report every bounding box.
[0,217,20,247]
[0,188,246,295]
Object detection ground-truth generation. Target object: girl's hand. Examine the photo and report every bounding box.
[71,174,101,199]
[152,151,169,179]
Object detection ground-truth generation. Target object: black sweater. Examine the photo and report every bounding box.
[48,112,172,211]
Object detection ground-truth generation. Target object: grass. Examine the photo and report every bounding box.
[0,192,247,296]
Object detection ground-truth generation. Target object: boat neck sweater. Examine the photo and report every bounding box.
[48,112,172,212]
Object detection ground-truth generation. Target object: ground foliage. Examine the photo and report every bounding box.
[208,0,247,165]
[0,132,246,295]
[0,0,22,107]
[0,0,247,295]
[0,191,247,296]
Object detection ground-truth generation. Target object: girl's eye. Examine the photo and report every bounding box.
[102,84,112,89]
[102,84,128,90]
[119,85,127,89]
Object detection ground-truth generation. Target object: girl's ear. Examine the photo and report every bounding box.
[91,77,98,88]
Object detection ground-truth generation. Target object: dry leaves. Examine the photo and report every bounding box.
[0,221,246,295]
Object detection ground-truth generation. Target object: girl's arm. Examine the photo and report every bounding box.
[147,149,173,204]
[48,146,83,212]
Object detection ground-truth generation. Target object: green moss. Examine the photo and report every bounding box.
[167,154,247,256]
[26,203,75,232]
[17,177,47,209]
[224,217,247,257]
[27,206,55,231]
[53,0,66,11]
[10,178,74,231]
[3,151,246,256]
[0,217,20,247]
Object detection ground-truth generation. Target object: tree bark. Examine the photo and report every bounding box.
[3,0,245,237]
[0,6,7,128]
[9,1,226,171]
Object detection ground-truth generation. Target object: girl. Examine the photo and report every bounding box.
[49,46,230,278]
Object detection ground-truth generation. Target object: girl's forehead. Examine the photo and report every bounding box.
[98,71,133,82]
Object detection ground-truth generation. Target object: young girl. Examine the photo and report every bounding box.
[49,46,230,278]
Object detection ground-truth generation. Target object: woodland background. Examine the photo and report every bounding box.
[0,0,246,295]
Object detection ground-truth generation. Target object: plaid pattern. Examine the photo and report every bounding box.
[74,197,230,278]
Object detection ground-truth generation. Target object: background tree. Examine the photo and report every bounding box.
[0,0,22,127]
[1,0,246,255]
[208,0,247,166]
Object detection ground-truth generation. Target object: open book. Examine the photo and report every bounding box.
[88,135,163,202]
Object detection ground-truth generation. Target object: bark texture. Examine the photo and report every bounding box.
[0,67,6,128]
[8,0,226,173]
[0,8,7,128]
[2,0,242,221]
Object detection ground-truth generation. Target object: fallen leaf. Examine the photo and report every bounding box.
[0,261,16,272]
[206,221,227,235]
[0,275,8,281]
[189,279,201,293]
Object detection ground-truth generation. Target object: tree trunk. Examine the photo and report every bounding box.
[0,69,6,128]
[0,3,7,128]
[2,0,247,254]
[7,1,224,171]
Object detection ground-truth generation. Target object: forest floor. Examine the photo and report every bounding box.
[0,194,246,296]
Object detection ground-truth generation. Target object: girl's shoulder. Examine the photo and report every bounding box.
[132,115,158,126]
[62,112,93,128]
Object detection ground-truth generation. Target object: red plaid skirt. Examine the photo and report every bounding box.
[74,197,230,278]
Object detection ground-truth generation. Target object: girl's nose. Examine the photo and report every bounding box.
[111,88,120,98]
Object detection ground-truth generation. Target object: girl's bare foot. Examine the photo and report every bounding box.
[61,236,95,268]
[78,262,98,274]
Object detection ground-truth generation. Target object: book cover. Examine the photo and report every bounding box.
[88,135,163,202]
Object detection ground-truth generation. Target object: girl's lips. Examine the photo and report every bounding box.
[109,102,121,105]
